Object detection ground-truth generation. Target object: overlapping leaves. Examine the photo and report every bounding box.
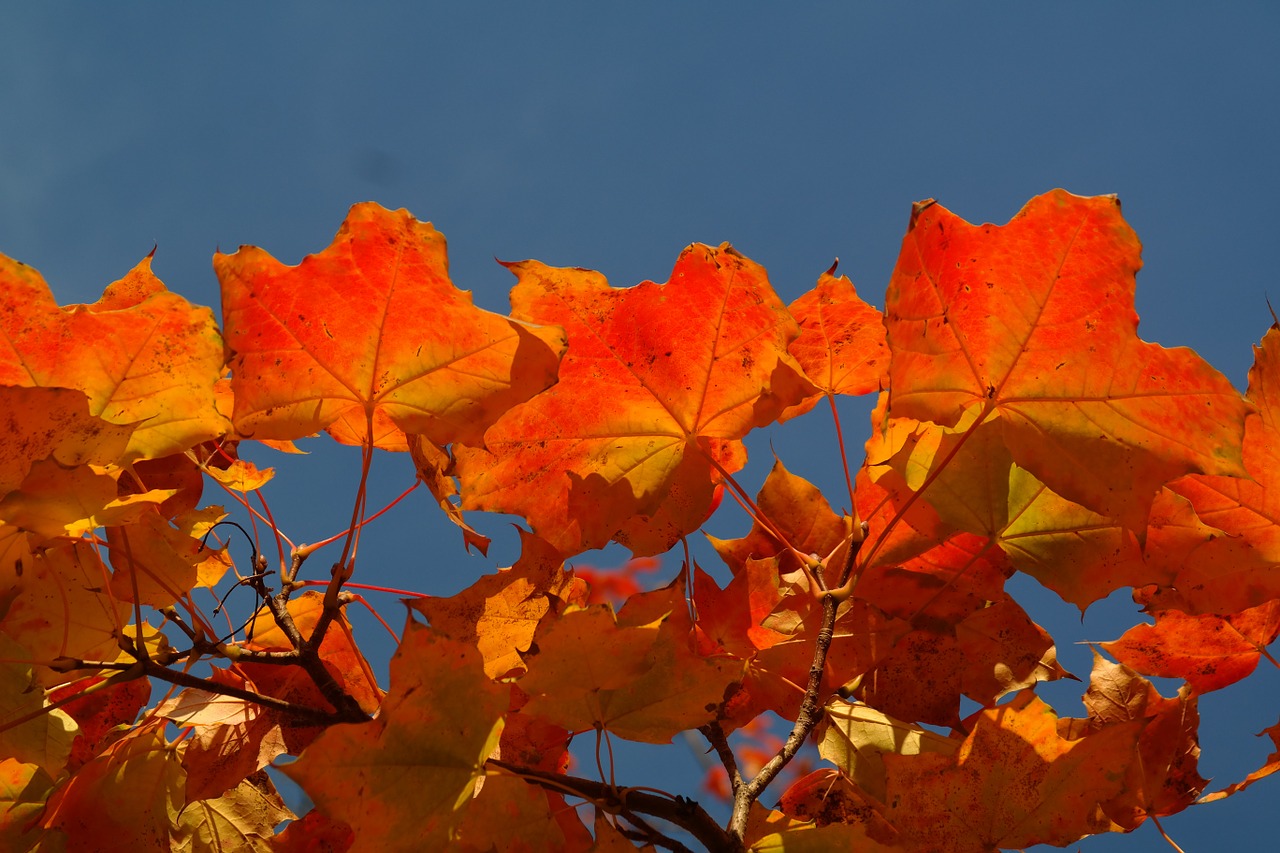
[0,193,1275,852]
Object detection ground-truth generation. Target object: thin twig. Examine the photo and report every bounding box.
[699,722,744,799]
[728,592,839,842]
[143,662,365,725]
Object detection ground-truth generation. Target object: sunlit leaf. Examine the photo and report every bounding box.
[883,190,1248,531]
[216,202,565,449]
[780,264,888,419]
[40,721,184,851]
[0,253,230,461]
[456,244,815,556]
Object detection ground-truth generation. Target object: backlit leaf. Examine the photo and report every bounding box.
[1101,602,1280,693]
[408,529,580,679]
[0,759,57,853]
[883,190,1248,531]
[817,699,957,803]
[40,721,184,852]
[0,634,77,778]
[780,264,888,419]
[455,244,815,556]
[0,253,229,462]
[216,202,565,449]
[883,690,1142,852]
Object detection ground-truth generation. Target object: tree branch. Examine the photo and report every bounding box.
[487,757,735,852]
[728,592,839,841]
[247,556,368,720]
[143,661,367,724]
[700,722,745,799]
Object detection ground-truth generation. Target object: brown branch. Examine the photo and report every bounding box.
[142,661,366,725]
[487,757,735,853]
[728,592,839,842]
[247,557,367,721]
[700,722,744,798]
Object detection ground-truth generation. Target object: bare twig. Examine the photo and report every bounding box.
[699,722,744,800]
[246,556,367,720]
[728,592,839,842]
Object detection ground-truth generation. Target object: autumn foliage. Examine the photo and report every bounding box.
[1,190,1277,852]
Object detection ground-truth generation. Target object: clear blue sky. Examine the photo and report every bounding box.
[3,4,1277,850]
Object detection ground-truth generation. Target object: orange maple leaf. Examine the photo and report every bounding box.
[1081,651,1208,825]
[883,190,1248,531]
[883,690,1142,852]
[40,720,184,850]
[1101,600,1280,693]
[519,577,744,743]
[1160,324,1280,612]
[455,244,815,556]
[0,253,230,462]
[408,529,584,679]
[216,202,566,450]
[781,262,889,419]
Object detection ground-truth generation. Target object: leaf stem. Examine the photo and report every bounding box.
[826,392,857,516]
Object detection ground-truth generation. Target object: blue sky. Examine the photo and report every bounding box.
[3,4,1278,850]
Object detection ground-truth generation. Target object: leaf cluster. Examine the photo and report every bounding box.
[1,191,1277,851]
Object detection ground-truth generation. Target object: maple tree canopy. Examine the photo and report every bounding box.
[0,192,1276,852]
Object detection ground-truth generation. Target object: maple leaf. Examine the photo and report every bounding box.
[455,243,816,556]
[816,699,958,804]
[40,720,185,851]
[0,252,230,462]
[171,772,294,853]
[453,690,591,852]
[283,619,506,849]
[518,577,744,743]
[407,435,491,555]
[1158,324,1280,612]
[1100,600,1280,693]
[780,263,889,419]
[851,528,1012,627]
[0,634,77,778]
[692,562,788,661]
[1080,651,1207,826]
[777,768,900,835]
[216,202,565,450]
[0,758,56,853]
[154,668,289,802]
[1,541,128,687]
[49,675,151,773]
[408,528,583,679]
[707,458,856,581]
[883,190,1249,531]
[865,403,1156,610]
[0,387,135,496]
[882,690,1143,852]
[453,771,593,853]
[105,507,212,607]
